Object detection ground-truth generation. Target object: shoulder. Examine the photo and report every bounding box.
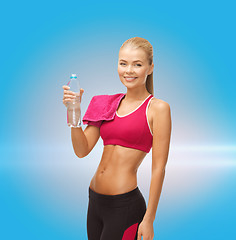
[91,93,125,101]
[86,93,125,112]
[149,97,171,114]
[149,97,172,134]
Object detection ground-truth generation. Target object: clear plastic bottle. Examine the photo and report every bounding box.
[66,74,81,128]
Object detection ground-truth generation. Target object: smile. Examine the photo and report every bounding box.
[124,77,137,82]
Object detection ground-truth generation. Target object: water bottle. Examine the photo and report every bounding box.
[66,74,82,128]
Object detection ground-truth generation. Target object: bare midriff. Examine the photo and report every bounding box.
[89,96,155,195]
[89,144,147,195]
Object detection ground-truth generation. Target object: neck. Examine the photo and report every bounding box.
[125,87,151,101]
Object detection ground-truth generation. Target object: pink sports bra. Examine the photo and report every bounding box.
[100,94,154,153]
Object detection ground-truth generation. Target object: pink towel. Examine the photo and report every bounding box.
[82,93,125,128]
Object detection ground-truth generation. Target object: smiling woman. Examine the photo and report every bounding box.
[62,37,172,240]
[118,43,154,88]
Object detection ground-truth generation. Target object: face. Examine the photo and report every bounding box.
[118,46,154,89]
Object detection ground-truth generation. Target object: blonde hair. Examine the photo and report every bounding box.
[120,37,154,95]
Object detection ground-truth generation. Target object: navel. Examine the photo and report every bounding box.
[100,168,106,174]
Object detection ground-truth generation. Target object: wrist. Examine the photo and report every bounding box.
[143,215,155,223]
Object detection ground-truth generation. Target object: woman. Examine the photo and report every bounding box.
[62,37,172,240]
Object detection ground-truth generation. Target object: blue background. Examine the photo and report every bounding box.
[0,0,235,239]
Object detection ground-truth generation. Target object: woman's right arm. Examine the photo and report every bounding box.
[62,85,100,158]
[71,125,100,158]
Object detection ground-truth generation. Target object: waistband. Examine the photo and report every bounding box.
[88,186,143,207]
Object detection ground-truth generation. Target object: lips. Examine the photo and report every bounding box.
[124,77,137,82]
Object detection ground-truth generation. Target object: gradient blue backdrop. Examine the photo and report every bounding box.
[1,0,235,239]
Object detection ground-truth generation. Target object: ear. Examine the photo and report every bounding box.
[148,63,154,75]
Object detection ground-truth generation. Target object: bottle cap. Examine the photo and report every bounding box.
[70,74,77,79]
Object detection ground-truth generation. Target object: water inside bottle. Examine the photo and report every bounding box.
[67,74,81,127]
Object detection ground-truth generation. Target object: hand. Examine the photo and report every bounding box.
[62,85,84,107]
[137,220,154,240]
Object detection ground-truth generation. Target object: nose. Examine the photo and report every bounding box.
[126,64,134,74]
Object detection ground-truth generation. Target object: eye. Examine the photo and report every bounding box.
[120,63,126,65]
[135,64,142,67]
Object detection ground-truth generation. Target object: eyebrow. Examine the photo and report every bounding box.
[119,59,143,63]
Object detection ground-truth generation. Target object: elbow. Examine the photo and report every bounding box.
[74,149,89,159]
[74,150,86,159]
[72,144,89,159]
[75,153,84,158]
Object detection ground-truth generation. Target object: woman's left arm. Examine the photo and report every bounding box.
[137,100,172,240]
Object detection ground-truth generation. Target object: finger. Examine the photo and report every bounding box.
[64,90,75,94]
[63,98,75,103]
[137,232,142,240]
[63,97,75,103]
[62,85,70,90]
[64,91,76,96]
[80,88,84,102]
[63,94,76,99]
[63,93,76,97]
[63,96,75,101]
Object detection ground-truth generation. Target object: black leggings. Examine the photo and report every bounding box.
[87,186,146,240]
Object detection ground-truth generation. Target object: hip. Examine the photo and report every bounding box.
[88,185,146,209]
[87,185,147,239]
